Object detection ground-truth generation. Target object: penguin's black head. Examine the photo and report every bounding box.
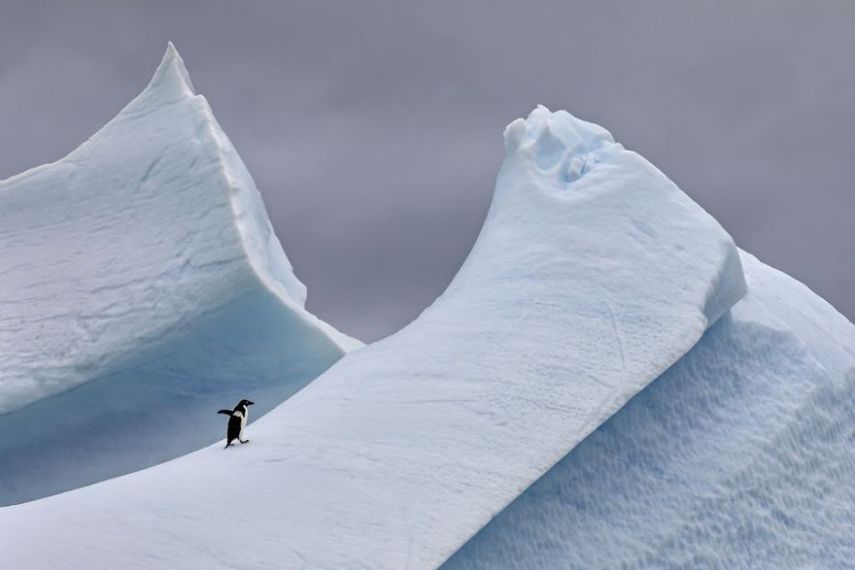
[239,399,255,407]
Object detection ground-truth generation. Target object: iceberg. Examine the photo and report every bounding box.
[2,45,852,570]
[0,94,748,566]
[0,44,358,506]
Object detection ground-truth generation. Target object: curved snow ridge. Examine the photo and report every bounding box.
[444,251,855,569]
[0,44,358,505]
[1,107,745,568]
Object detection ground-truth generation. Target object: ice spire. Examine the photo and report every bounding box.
[133,42,196,106]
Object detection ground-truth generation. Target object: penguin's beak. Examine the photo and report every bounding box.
[247,401,255,406]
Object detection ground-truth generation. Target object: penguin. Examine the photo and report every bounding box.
[217,399,255,448]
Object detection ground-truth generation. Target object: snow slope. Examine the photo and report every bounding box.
[0,44,358,506]
[444,251,855,569]
[0,105,745,568]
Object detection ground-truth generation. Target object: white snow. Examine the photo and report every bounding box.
[0,44,358,506]
[444,251,855,569]
[0,95,746,568]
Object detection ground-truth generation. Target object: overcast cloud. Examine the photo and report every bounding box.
[1,1,852,341]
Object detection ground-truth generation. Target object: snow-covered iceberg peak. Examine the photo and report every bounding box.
[461,105,747,329]
[127,41,310,309]
[136,41,196,104]
[0,43,358,505]
[503,104,613,181]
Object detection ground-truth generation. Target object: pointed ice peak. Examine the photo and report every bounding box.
[140,42,196,103]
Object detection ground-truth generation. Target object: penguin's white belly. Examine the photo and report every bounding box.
[240,410,248,438]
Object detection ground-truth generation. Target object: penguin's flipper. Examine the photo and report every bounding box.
[217,410,233,415]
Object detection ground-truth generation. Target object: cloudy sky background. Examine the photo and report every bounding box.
[1,1,852,341]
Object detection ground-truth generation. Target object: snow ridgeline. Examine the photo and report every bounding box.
[1,89,748,568]
[0,44,359,506]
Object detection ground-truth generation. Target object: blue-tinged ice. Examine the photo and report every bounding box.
[444,251,855,569]
[0,43,359,506]
[4,45,851,570]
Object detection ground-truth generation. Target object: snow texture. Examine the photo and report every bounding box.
[0,44,358,506]
[444,251,855,569]
[0,94,746,568]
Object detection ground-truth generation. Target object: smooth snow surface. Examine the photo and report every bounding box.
[0,44,358,506]
[444,251,855,569]
[0,101,745,568]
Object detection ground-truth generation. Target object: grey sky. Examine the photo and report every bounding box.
[1,1,852,341]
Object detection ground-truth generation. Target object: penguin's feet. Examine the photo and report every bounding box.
[240,439,250,444]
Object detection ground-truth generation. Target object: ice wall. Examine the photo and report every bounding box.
[444,251,855,568]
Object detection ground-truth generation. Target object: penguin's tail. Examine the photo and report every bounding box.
[217,410,233,415]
